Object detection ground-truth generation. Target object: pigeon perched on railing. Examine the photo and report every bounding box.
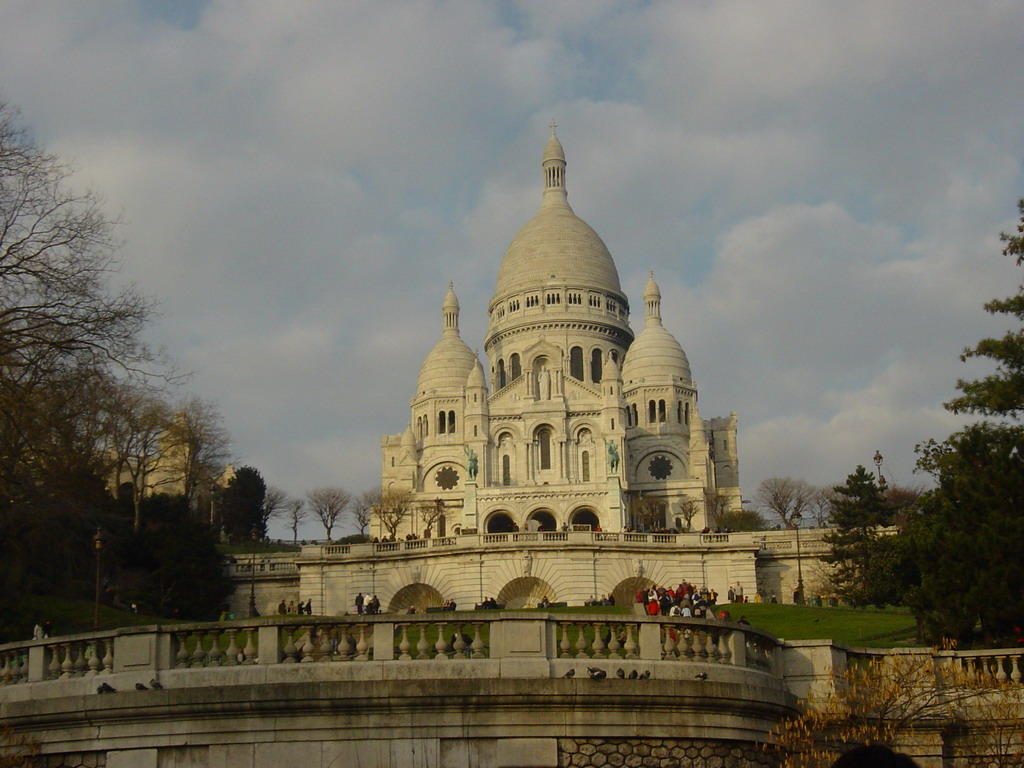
[562,668,575,678]
[587,667,607,680]
[96,682,116,694]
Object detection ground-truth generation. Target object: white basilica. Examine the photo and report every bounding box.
[380,129,740,539]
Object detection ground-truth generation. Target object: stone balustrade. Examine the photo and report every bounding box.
[0,614,781,692]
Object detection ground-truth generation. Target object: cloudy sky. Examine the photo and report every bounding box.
[3,1,1023,539]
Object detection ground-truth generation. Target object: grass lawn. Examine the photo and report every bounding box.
[721,603,921,647]
[4,595,183,642]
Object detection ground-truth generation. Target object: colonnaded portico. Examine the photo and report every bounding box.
[226,528,831,618]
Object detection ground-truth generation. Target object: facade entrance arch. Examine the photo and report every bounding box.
[485,511,516,533]
[497,576,556,609]
[570,508,600,530]
[388,583,444,613]
[527,509,556,531]
[611,577,656,610]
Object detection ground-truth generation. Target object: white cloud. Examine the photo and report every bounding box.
[1,0,1023,539]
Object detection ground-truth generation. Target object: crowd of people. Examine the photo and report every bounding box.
[636,582,720,617]
[277,599,314,615]
[354,592,381,615]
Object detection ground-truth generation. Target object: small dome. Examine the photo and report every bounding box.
[543,130,565,163]
[622,273,691,384]
[416,284,477,394]
[467,357,486,389]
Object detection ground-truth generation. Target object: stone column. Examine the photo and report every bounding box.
[463,481,478,531]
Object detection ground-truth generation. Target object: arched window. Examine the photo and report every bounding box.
[502,455,511,486]
[677,401,682,423]
[658,400,666,423]
[685,402,690,425]
[591,349,603,383]
[649,400,656,424]
[631,403,639,427]
[582,451,590,482]
[510,353,521,381]
[497,359,506,389]
[448,410,456,433]
[538,427,552,470]
[569,347,584,380]
[610,349,619,363]
[438,411,446,434]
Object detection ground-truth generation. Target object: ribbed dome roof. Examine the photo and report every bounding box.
[416,284,478,394]
[621,273,691,384]
[494,129,622,298]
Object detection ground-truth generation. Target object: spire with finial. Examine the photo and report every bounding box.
[543,120,567,200]
[442,281,460,335]
[644,270,662,326]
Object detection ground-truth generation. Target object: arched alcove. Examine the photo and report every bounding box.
[527,510,556,531]
[611,577,657,610]
[570,508,600,529]
[485,512,516,533]
[497,577,556,609]
[387,583,444,614]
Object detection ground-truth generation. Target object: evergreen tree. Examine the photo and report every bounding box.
[823,466,896,607]
[946,199,1024,417]
[219,466,267,542]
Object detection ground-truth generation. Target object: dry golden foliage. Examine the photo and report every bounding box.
[768,653,1024,768]
[0,724,39,768]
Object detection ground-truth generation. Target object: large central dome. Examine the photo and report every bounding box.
[493,130,623,299]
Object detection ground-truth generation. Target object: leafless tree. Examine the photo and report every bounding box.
[418,499,446,538]
[675,496,701,532]
[161,396,231,514]
[704,489,731,529]
[350,489,378,537]
[754,477,816,528]
[809,487,836,528]
[628,495,666,531]
[262,486,288,535]
[283,498,307,545]
[103,383,173,531]
[373,488,412,539]
[306,486,351,542]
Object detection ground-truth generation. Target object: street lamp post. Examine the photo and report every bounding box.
[247,528,259,618]
[92,528,106,629]
[791,512,804,605]
[873,450,884,483]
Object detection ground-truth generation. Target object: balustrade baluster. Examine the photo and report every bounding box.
[101,639,113,673]
[692,630,706,661]
[223,629,239,666]
[242,629,257,665]
[453,624,467,658]
[207,630,222,666]
[719,630,733,665]
[708,630,722,663]
[607,624,622,658]
[591,623,606,659]
[434,622,449,660]
[574,622,588,658]
[416,623,430,660]
[624,624,637,659]
[0,652,10,685]
[87,643,100,675]
[996,655,1009,682]
[1011,655,1022,684]
[282,628,299,663]
[559,622,572,658]
[336,629,353,661]
[60,643,74,679]
[11,654,23,683]
[73,643,88,676]
[398,624,412,660]
[48,644,62,680]
[662,625,676,659]
[300,626,316,662]
[471,623,485,659]
[682,629,695,660]
[174,632,190,668]
[190,632,208,668]
[355,624,370,661]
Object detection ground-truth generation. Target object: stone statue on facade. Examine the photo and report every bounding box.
[465,447,478,481]
[606,440,620,474]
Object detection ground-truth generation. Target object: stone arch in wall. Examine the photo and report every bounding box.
[485,511,516,533]
[612,577,656,610]
[526,509,556,531]
[570,507,600,530]
[497,576,556,609]
[388,583,444,614]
